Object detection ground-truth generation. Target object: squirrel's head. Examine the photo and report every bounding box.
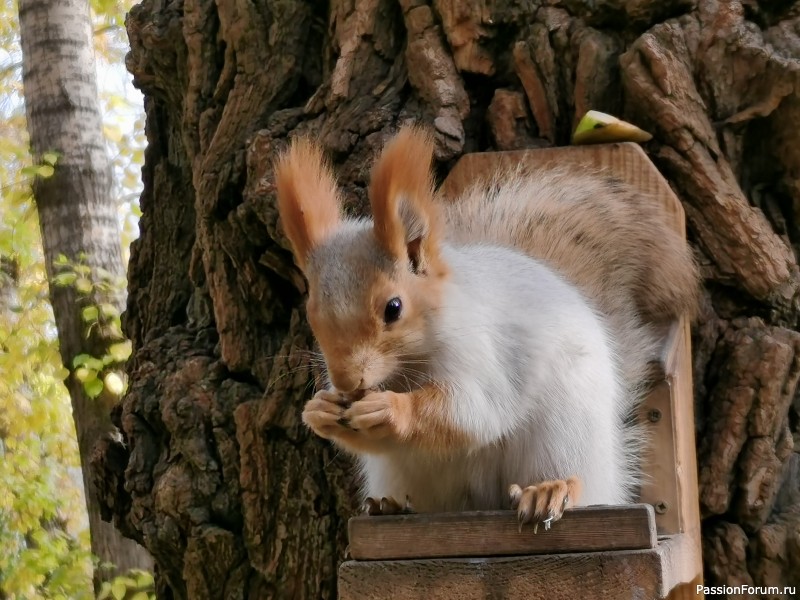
[275,127,448,393]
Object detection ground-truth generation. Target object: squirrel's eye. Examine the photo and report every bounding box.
[384,297,402,324]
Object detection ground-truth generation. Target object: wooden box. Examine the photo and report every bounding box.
[338,144,703,600]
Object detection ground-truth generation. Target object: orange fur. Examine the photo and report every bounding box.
[369,127,445,275]
[274,138,341,270]
[335,387,471,455]
[308,265,449,394]
[407,386,472,453]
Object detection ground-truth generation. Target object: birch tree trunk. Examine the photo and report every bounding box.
[97,0,800,597]
[18,0,152,576]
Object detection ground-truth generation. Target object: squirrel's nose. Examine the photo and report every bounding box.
[330,370,363,393]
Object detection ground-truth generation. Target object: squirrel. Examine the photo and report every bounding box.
[274,126,699,529]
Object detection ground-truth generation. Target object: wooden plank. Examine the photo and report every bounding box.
[439,143,685,235]
[663,315,703,599]
[347,504,656,561]
[636,319,685,536]
[339,533,699,600]
[638,378,681,535]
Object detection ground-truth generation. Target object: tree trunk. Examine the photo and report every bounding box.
[0,257,17,312]
[99,0,800,597]
[18,0,152,577]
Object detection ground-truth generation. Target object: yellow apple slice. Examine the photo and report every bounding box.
[572,110,653,145]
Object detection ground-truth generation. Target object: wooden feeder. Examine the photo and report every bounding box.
[338,143,703,600]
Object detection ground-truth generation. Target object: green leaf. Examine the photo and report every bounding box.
[36,164,55,178]
[75,277,92,294]
[53,271,78,286]
[111,579,127,600]
[81,305,99,322]
[42,152,59,165]
[84,378,104,398]
[98,582,113,600]
[107,321,124,339]
[72,353,92,368]
[99,302,119,318]
[74,367,93,382]
[21,163,56,177]
[85,357,105,371]
[131,592,150,600]
[108,340,132,362]
[134,571,154,587]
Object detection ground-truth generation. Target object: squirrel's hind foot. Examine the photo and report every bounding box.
[509,476,581,533]
[361,496,414,516]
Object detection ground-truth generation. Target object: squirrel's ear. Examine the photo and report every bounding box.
[275,138,342,271]
[369,126,442,274]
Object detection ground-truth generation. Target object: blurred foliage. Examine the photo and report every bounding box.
[97,569,155,600]
[0,0,146,596]
[0,139,94,599]
[53,253,131,400]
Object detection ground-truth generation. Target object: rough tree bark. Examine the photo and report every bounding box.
[97,0,800,597]
[17,0,153,576]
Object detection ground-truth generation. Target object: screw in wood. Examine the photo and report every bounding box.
[654,501,669,514]
[647,408,662,423]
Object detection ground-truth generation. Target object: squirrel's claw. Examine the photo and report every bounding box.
[361,497,381,515]
[361,495,415,516]
[509,476,581,533]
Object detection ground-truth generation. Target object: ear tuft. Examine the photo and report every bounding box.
[369,126,441,273]
[274,138,342,271]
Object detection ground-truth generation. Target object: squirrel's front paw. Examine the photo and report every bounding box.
[509,476,581,533]
[302,389,352,440]
[342,390,412,441]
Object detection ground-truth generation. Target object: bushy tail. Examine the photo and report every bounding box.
[443,167,699,324]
